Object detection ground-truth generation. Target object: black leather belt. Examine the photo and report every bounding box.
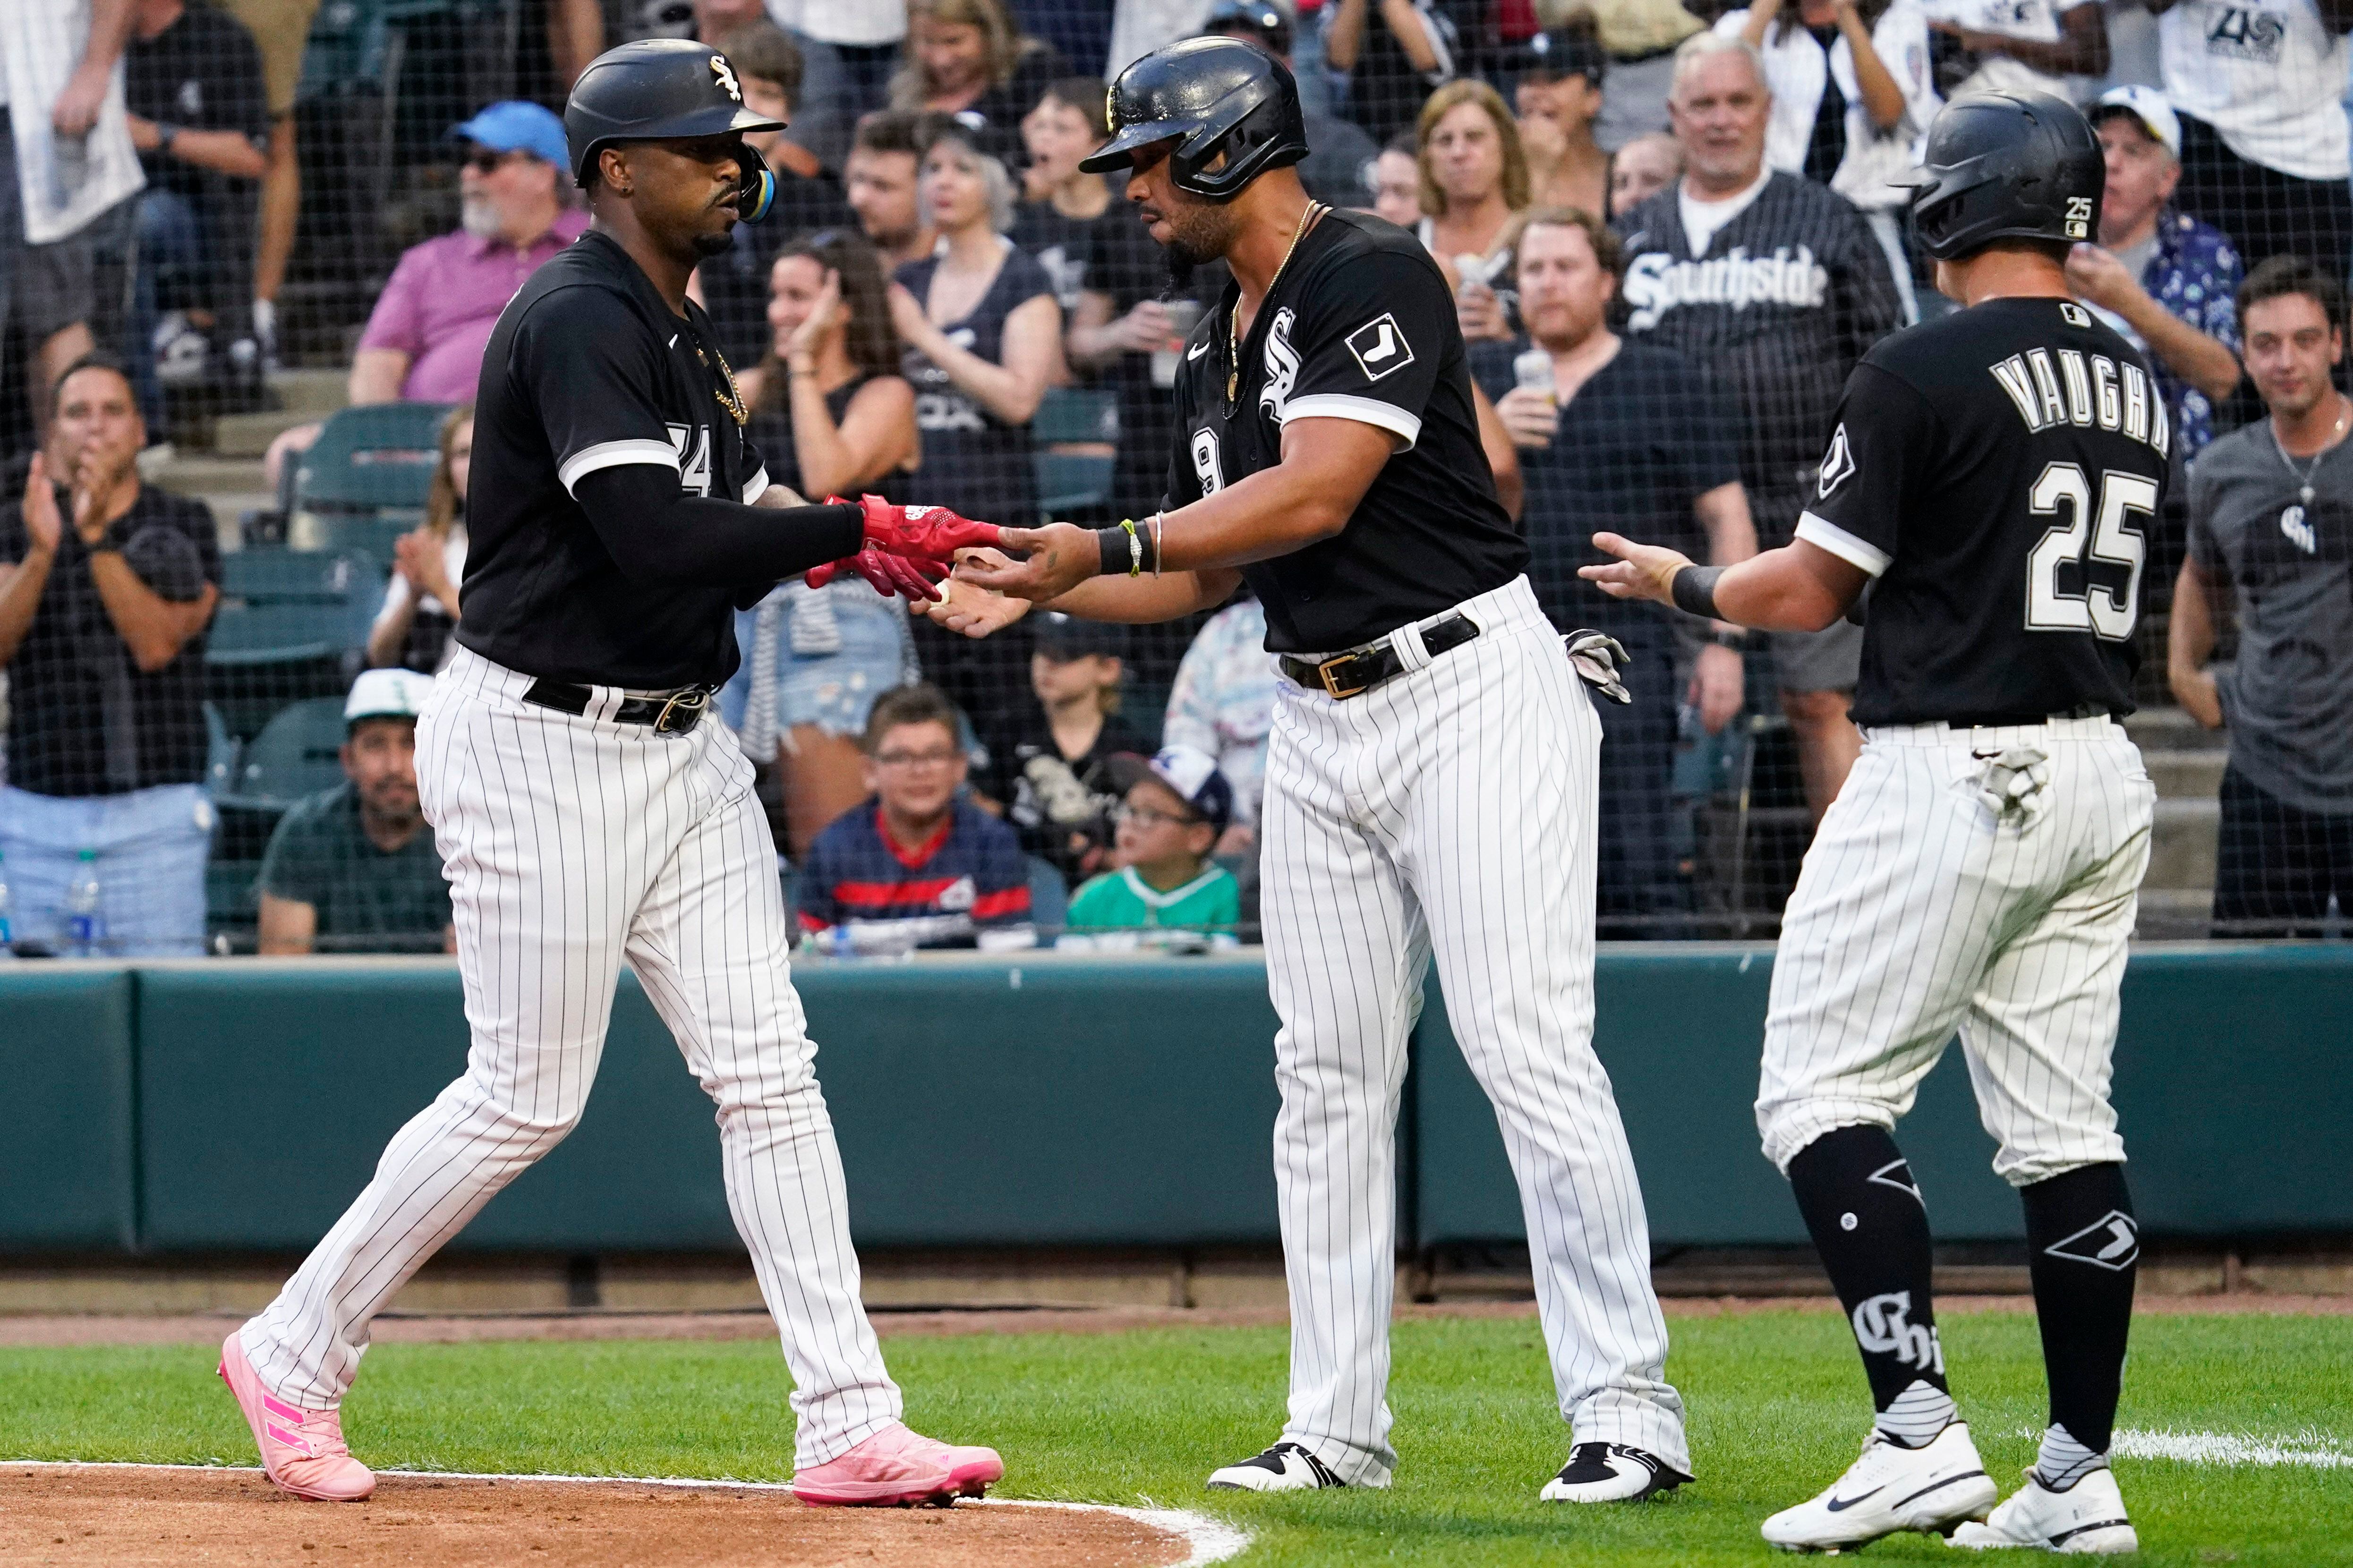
[1944,703,2119,729]
[1279,613,1482,700]
[523,676,711,733]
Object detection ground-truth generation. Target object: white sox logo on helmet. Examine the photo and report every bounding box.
[711,56,741,101]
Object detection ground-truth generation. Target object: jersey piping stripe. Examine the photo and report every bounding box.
[1795,511,1893,578]
[1281,393,1424,450]
[742,465,770,504]
[556,439,683,496]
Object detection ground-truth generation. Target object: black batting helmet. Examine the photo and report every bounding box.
[1899,89,2103,262]
[564,39,787,217]
[1079,36,1308,203]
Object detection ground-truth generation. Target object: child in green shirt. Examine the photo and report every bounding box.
[1062,745,1242,950]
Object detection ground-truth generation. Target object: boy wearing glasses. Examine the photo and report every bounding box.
[1063,745,1243,949]
[797,682,1036,952]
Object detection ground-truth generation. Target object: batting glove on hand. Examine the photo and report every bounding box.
[805,546,951,601]
[843,494,1000,562]
[1562,629,1633,705]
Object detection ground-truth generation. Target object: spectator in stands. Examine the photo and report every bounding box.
[1367,130,1422,225]
[845,111,938,273]
[2171,257,2353,937]
[219,0,319,369]
[1723,0,1938,321]
[694,24,855,383]
[1322,0,1456,146]
[262,102,585,491]
[980,611,1150,887]
[119,0,270,416]
[783,0,906,138]
[1610,129,1683,215]
[726,233,921,858]
[2150,0,2349,282]
[256,668,454,955]
[1201,0,1382,205]
[1415,81,1531,344]
[798,682,1035,951]
[1586,0,1708,151]
[2071,86,2241,459]
[1014,76,1115,312]
[1162,594,1275,855]
[889,0,1068,165]
[889,126,1060,532]
[1,0,134,449]
[1515,21,1613,222]
[1063,745,1244,948]
[1475,208,1756,936]
[0,355,219,956]
[1919,0,2107,102]
[367,406,471,673]
[1615,33,1901,821]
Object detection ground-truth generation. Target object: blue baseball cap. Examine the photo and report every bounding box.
[448,101,572,170]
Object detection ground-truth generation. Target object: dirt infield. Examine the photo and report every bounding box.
[0,1466,1199,1568]
[1,1293,2346,1350]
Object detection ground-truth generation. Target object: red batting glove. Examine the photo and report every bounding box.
[805,546,951,600]
[840,494,1000,562]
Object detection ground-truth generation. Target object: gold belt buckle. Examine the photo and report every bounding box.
[653,688,709,732]
[1317,652,1369,700]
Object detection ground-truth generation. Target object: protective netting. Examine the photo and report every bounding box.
[0,0,2344,954]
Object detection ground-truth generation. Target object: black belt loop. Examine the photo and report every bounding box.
[523,676,712,733]
[1279,612,1482,700]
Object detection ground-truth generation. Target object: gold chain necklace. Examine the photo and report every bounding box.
[1228,200,1325,406]
[695,341,749,426]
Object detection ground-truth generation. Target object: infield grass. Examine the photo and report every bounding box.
[4,1309,2349,1565]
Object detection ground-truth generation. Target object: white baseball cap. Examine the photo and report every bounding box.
[2092,85,2181,160]
[346,667,434,724]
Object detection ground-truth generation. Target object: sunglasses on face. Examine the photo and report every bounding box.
[464,148,529,174]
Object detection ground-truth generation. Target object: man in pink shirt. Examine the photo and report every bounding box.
[265,102,586,484]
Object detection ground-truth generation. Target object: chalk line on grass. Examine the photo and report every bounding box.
[0,1460,1252,1565]
[2110,1430,2353,1470]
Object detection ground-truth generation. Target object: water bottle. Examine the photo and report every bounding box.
[65,849,105,958]
[0,852,17,961]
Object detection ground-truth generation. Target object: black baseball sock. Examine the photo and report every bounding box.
[2021,1162,2138,1485]
[1788,1125,1953,1444]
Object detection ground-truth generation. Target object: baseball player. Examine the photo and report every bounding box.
[945,38,1694,1503]
[216,40,1002,1508]
[1585,91,2159,1554]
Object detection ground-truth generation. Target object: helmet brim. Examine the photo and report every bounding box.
[611,103,788,144]
[1078,119,1201,174]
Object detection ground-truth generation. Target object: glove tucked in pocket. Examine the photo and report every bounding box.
[1562,629,1633,705]
[1970,744,2052,821]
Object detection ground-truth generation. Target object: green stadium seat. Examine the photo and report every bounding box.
[203,702,242,796]
[217,697,350,815]
[205,858,263,940]
[1037,452,1116,520]
[1032,385,1118,445]
[291,402,453,528]
[207,551,383,667]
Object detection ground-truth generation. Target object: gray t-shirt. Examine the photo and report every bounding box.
[2187,422,2353,813]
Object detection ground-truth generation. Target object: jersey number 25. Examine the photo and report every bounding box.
[2024,461,2156,642]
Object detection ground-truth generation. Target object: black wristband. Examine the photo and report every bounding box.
[1671,564,1725,620]
[1094,526,1127,578]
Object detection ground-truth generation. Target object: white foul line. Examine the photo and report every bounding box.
[0,1460,1253,1565]
[2108,1429,2353,1470]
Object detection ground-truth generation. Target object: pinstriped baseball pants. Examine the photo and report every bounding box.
[1260,576,1689,1486]
[242,647,900,1468]
[1756,716,2155,1186]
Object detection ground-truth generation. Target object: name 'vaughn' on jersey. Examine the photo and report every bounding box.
[1792,298,2173,728]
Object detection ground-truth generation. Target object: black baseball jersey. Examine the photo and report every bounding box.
[1165,207,1526,655]
[458,228,770,690]
[1797,297,2172,726]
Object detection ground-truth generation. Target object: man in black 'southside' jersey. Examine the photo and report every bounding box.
[1588,91,2162,1557]
[941,38,1696,1508]
[217,38,1007,1514]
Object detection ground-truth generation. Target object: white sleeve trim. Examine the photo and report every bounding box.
[1795,511,1893,578]
[1281,393,1422,451]
[742,465,769,504]
[557,438,681,497]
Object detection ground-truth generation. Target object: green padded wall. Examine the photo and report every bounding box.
[0,967,136,1249]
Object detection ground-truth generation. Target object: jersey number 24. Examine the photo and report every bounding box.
[2025,461,2156,642]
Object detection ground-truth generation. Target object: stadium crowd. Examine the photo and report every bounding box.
[1,0,2350,955]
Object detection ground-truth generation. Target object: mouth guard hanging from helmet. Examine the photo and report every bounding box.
[564,36,788,219]
[1079,36,1310,204]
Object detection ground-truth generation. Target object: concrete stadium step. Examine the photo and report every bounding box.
[2135,888,2213,940]
[2147,748,2227,800]
[207,369,346,458]
[2126,705,2225,753]
[147,452,269,549]
[2145,796,2218,892]
[272,366,348,415]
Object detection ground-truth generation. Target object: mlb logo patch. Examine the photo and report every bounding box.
[2064,196,2093,239]
[1345,314,1415,382]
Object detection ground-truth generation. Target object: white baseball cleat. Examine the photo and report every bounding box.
[1949,1467,2139,1554]
[1205,1441,1349,1491]
[1539,1442,1692,1502]
[1761,1421,1997,1553]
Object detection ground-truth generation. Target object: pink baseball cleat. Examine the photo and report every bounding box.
[789,1422,1005,1507]
[217,1330,376,1501]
